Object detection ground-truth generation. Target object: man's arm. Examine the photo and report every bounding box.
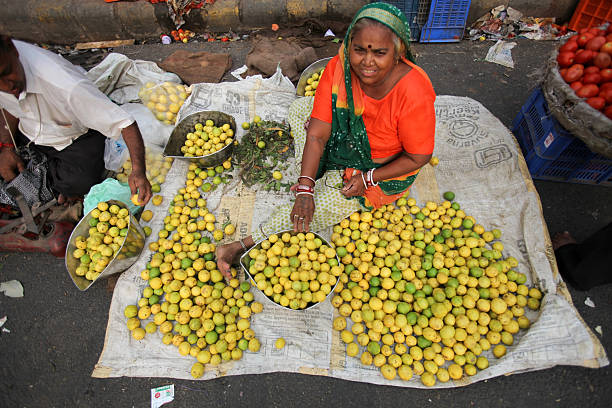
[121,122,152,205]
[0,108,24,182]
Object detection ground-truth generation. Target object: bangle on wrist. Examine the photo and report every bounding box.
[360,172,367,189]
[296,191,314,198]
[366,168,379,187]
[298,175,315,185]
[295,184,314,194]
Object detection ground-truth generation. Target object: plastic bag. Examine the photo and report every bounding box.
[115,145,174,189]
[120,103,174,149]
[83,178,140,215]
[139,81,191,125]
[104,137,129,172]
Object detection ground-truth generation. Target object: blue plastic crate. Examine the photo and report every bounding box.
[377,0,425,41]
[420,0,471,42]
[512,88,612,185]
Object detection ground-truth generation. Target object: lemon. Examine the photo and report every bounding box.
[124,305,138,318]
[275,338,286,349]
[429,156,439,166]
[131,327,146,340]
[224,224,235,235]
[152,195,163,206]
[141,210,153,222]
[272,171,282,180]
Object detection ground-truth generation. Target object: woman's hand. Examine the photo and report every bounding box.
[290,184,315,232]
[341,173,367,197]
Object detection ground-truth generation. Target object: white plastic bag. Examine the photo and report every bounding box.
[104,137,128,172]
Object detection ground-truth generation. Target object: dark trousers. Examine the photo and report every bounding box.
[555,222,612,291]
[16,129,106,198]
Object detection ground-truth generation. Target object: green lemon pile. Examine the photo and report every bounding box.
[123,159,263,378]
[72,201,132,282]
[181,120,234,157]
[330,196,543,386]
[242,232,340,310]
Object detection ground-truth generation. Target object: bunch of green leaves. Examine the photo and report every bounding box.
[234,120,294,191]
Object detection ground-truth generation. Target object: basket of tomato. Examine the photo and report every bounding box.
[542,24,612,158]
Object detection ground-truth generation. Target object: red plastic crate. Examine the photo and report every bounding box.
[568,0,612,31]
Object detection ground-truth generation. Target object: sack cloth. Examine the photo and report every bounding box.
[245,38,318,81]
[0,146,54,207]
[158,50,232,85]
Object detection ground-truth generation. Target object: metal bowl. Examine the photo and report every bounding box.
[296,57,332,97]
[65,200,145,291]
[163,111,236,168]
[239,230,341,311]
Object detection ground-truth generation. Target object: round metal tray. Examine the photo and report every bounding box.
[296,57,332,97]
[65,200,145,291]
[163,110,236,168]
[239,229,340,311]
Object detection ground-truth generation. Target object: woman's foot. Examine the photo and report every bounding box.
[552,231,577,250]
[215,241,245,281]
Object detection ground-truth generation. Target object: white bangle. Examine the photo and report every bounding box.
[295,191,314,197]
[298,175,315,184]
[360,172,367,189]
[367,168,379,186]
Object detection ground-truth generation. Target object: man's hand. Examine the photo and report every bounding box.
[0,148,24,182]
[128,170,152,206]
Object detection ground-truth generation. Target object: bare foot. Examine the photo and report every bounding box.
[552,231,577,250]
[216,241,245,281]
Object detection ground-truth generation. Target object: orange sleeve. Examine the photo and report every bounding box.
[398,95,436,155]
[309,57,338,124]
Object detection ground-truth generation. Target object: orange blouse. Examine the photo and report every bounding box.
[310,56,436,158]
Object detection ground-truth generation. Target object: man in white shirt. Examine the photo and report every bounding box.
[0,36,151,207]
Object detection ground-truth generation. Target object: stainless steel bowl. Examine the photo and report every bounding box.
[296,57,332,97]
[239,230,341,311]
[65,200,145,291]
[163,111,236,168]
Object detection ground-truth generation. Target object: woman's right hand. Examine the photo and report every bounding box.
[0,148,24,182]
[290,184,315,232]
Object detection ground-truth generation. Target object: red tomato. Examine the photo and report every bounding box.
[599,87,612,103]
[583,73,602,84]
[557,52,575,67]
[575,50,595,64]
[577,33,594,47]
[601,82,612,93]
[570,81,583,91]
[601,42,612,55]
[604,105,612,120]
[560,40,578,53]
[585,66,600,74]
[576,84,599,98]
[594,52,612,69]
[586,36,607,51]
[600,68,612,82]
[588,28,605,37]
[587,96,606,110]
[607,33,612,42]
[563,65,584,83]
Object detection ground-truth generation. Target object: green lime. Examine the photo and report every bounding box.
[443,191,455,201]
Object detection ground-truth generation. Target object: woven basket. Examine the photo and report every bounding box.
[541,48,612,159]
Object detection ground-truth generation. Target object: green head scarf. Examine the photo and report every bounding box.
[317,1,418,197]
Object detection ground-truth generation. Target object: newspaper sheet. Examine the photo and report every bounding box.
[92,74,608,387]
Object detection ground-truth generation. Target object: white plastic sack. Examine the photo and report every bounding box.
[87,53,181,104]
[120,103,174,149]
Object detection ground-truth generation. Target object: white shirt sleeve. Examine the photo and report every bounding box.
[67,79,134,140]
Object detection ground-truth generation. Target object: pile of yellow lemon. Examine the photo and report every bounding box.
[139,81,190,125]
[304,68,324,97]
[330,196,543,386]
[181,120,234,158]
[72,201,133,282]
[242,232,340,310]
[124,160,261,378]
[116,147,173,192]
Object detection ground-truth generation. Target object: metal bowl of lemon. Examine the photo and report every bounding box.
[296,57,332,97]
[239,230,341,311]
[65,200,145,291]
[163,110,236,168]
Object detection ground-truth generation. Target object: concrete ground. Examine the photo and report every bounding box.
[1,37,611,407]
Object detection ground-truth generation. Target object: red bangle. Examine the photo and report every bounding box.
[0,142,14,149]
[295,184,314,194]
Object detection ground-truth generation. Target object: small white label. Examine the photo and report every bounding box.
[151,384,174,408]
[544,132,555,149]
